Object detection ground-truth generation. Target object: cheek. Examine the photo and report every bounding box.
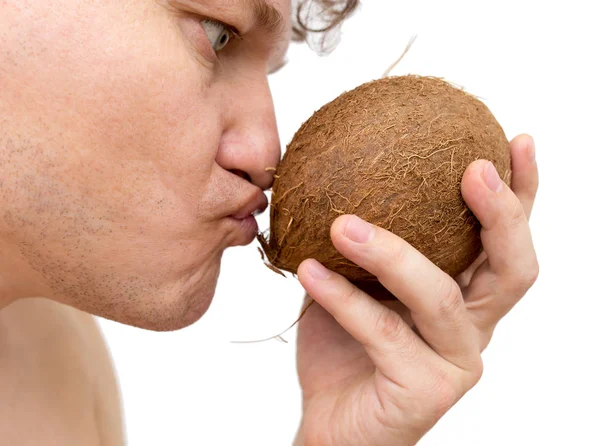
[1,1,231,320]
[2,152,226,330]
[8,0,224,211]
[25,3,228,226]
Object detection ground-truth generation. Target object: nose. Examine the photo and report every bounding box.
[216,78,282,191]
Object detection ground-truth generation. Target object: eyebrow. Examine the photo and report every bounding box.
[246,0,286,40]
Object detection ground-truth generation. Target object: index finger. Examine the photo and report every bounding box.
[329,215,481,371]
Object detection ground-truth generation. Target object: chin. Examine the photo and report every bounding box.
[173,288,215,330]
[110,287,215,332]
[160,276,219,331]
[127,253,223,331]
[48,245,225,331]
[85,267,220,332]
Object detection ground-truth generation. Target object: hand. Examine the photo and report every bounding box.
[294,135,539,446]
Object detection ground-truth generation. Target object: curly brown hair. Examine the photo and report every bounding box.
[292,0,360,53]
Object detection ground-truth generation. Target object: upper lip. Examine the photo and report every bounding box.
[231,191,269,219]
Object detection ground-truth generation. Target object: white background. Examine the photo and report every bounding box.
[99,1,600,445]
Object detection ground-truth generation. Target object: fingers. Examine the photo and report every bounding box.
[298,260,407,349]
[508,134,538,219]
[297,259,440,383]
[456,135,538,290]
[460,157,539,327]
[327,215,480,371]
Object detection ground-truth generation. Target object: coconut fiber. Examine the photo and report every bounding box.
[259,75,511,283]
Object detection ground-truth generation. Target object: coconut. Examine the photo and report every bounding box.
[259,75,511,285]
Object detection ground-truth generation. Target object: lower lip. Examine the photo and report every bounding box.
[230,216,259,244]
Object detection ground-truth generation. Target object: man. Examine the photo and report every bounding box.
[0,0,539,444]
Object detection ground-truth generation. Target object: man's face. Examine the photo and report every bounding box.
[0,0,291,330]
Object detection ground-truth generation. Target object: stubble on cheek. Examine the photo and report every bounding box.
[0,0,229,328]
[1,134,176,325]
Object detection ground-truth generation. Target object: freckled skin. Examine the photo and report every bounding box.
[0,0,290,443]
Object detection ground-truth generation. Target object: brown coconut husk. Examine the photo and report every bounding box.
[259,75,511,282]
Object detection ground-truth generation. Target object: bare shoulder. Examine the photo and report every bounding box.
[0,298,125,446]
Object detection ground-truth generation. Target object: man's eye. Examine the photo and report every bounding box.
[200,19,233,53]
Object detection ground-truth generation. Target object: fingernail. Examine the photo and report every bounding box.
[306,260,331,280]
[482,162,503,193]
[344,215,374,243]
[528,139,536,164]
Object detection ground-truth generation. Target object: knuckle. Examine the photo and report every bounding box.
[399,372,464,431]
[400,394,435,431]
[384,240,410,271]
[506,198,526,229]
[405,371,462,425]
[426,373,461,420]
[525,257,540,287]
[373,308,406,345]
[469,357,485,385]
[339,284,362,308]
[433,278,463,319]
[479,326,496,352]
[510,256,540,295]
